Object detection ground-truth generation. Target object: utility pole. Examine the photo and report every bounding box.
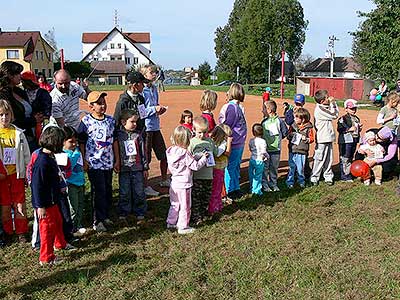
[328,35,339,78]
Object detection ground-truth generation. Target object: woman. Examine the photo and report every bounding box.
[37,72,52,92]
[0,61,37,151]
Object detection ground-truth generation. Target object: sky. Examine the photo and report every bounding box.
[0,0,376,70]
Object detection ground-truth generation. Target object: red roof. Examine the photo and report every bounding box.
[82,32,150,44]
[0,31,39,47]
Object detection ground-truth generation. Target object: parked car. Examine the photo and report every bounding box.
[163,78,190,85]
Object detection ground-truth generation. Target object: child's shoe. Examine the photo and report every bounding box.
[145,186,160,197]
[272,186,280,192]
[364,179,371,186]
[375,179,382,185]
[166,223,177,230]
[18,234,27,243]
[178,227,196,235]
[104,218,114,226]
[40,256,63,266]
[93,222,107,232]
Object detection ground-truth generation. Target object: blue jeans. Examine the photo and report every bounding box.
[286,152,306,186]
[88,169,113,224]
[225,147,244,193]
[118,170,147,217]
[249,159,264,195]
[338,142,357,180]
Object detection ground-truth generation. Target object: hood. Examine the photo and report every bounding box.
[166,146,189,165]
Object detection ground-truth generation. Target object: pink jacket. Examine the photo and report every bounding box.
[166,146,207,189]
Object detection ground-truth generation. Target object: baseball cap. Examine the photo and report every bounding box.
[21,70,39,84]
[294,94,305,104]
[126,71,150,84]
[87,91,107,104]
[344,99,357,109]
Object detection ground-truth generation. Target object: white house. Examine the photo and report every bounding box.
[301,57,361,79]
[81,27,155,83]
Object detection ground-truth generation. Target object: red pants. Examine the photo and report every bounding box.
[0,173,28,235]
[39,205,66,263]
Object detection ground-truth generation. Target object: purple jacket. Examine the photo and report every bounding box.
[166,146,207,189]
[219,101,247,149]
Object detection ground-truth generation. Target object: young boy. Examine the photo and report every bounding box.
[286,108,314,188]
[78,91,120,232]
[140,65,169,193]
[261,100,288,192]
[188,116,217,225]
[337,99,362,182]
[310,89,339,186]
[116,110,148,223]
[284,93,306,126]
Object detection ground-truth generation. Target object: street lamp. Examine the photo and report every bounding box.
[327,35,339,78]
[261,41,272,84]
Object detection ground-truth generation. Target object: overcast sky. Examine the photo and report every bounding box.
[1,0,375,69]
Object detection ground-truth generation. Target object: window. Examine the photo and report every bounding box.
[6,50,19,59]
[125,57,131,65]
[133,57,139,65]
[117,43,122,49]
[110,57,115,61]
[36,51,39,60]
[117,56,122,60]
[34,69,38,74]
[48,53,52,61]
[40,51,44,60]
[110,43,115,49]
[48,69,52,77]
[42,69,46,75]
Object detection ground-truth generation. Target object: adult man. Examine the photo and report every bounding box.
[51,70,89,129]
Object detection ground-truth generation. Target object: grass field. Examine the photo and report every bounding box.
[1,174,400,299]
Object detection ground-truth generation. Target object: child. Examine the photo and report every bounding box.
[188,116,217,225]
[376,92,399,133]
[63,125,86,234]
[166,126,208,234]
[249,123,269,195]
[180,109,193,132]
[261,100,288,192]
[285,94,305,126]
[358,131,385,185]
[200,90,218,133]
[209,124,232,214]
[310,90,339,186]
[31,126,67,265]
[0,159,6,247]
[116,110,148,223]
[286,108,314,188]
[262,87,272,102]
[78,91,120,232]
[337,99,362,182]
[218,83,247,200]
[0,99,30,242]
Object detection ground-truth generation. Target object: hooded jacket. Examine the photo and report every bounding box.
[166,146,207,189]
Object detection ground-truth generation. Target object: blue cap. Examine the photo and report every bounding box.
[265,87,272,92]
[294,94,305,104]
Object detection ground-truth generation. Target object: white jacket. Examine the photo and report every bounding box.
[313,103,339,143]
[0,125,31,179]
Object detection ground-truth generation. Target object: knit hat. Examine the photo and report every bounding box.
[364,131,376,142]
[344,99,357,109]
[377,126,393,141]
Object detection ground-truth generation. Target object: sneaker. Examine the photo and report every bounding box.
[78,228,87,234]
[272,186,280,192]
[40,256,63,266]
[263,186,272,192]
[159,178,171,187]
[137,215,145,221]
[145,186,160,197]
[93,221,107,232]
[375,180,382,185]
[0,239,5,248]
[166,223,177,230]
[18,234,27,243]
[55,243,77,251]
[364,179,371,186]
[325,181,334,186]
[311,181,318,186]
[178,227,196,234]
[287,184,294,189]
[104,218,114,226]
[299,183,305,188]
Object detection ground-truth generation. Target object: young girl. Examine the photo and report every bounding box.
[31,126,67,265]
[209,124,232,214]
[218,83,247,200]
[63,125,86,234]
[0,159,6,247]
[0,99,30,242]
[166,126,208,234]
[376,92,399,133]
[200,90,218,134]
[179,110,193,132]
[249,123,269,195]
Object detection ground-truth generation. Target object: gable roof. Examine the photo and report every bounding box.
[0,31,38,48]
[90,61,126,74]
[302,57,361,73]
[82,31,150,44]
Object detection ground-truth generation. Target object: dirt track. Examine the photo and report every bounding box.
[80,89,379,190]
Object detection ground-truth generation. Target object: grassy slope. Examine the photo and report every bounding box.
[1,177,400,299]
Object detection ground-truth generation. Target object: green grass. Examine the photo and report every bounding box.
[1,176,400,299]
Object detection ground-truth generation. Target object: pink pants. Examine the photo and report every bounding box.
[209,168,224,215]
[167,187,191,229]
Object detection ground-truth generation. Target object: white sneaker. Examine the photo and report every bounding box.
[263,186,272,192]
[54,243,77,251]
[145,186,160,196]
[364,179,371,186]
[167,223,177,229]
[78,228,87,234]
[159,179,171,187]
[40,256,63,266]
[93,221,107,232]
[272,186,280,192]
[375,180,382,185]
[104,218,114,225]
[178,227,196,234]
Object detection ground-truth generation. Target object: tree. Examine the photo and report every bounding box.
[214,0,308,83]
[198,61,212,83]
[44,27,60,62]
[352,0,400,81]
[54,61,91,79]
[294,53,315,73]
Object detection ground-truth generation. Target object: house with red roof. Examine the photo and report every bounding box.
[81,27,155,84]
[0,29,54,78]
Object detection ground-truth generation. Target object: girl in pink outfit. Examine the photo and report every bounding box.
[166,126,208,234]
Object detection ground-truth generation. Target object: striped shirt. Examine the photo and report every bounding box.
[51,81,86,129]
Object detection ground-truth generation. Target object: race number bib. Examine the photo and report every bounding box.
[94,125,107,142]
[138,104,146,119]
[291,133,302,145]
[267,123,279,136]
[206,152,215,167]
[124,140,137,156]
[3,148,16,165]
[343,133,354,143]
[55,153,69,166]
